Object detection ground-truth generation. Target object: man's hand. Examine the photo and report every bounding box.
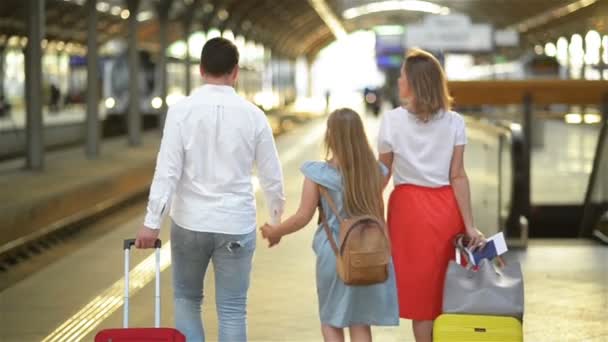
[135,225,160,249]
[260,223,281,247]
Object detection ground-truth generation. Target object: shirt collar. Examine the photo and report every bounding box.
[200,84,236,94]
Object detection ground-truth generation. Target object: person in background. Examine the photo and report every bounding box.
[377,48,485,342]
[135,37,285,342]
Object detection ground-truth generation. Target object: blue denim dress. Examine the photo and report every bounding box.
[301,161,399,328]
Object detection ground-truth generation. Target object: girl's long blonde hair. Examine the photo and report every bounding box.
[324,108,384,219]
[404,48,452,121]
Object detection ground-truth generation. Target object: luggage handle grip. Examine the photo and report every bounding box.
[123,238,162,250]
[123,238,162,329]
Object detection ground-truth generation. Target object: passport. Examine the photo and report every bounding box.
[466,232,508,266]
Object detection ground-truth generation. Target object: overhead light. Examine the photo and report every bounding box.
[151,97,163,109]
[166,93,185,106]
[217,9,229,21]
[222,30,235,42]
[188,31,207,59]
[545,42,557,57]
[309,0,347,40]
[373,25,405,35]
[342,0,449,20]
[120,9,130,19]
[584,114,602,124]
[7,36,19,47]
[167,40,187,58]
[203,3,214,13]
[96,1,110,12]
[110,6,121,16]
[137,11,154,22]
[509,123,522,132]
[512,0,599,33]
[565,113,582,124]
[105,97,116,109]
[207,28,221,39]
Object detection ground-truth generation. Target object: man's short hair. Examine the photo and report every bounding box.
[200,37,239,77]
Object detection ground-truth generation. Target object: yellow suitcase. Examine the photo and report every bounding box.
[433,314,523,342]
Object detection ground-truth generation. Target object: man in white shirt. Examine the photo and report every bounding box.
[135,37,285,342]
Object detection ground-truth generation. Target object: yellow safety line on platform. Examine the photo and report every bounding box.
[41,244,172,342]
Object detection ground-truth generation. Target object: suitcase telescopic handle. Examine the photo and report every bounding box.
[123,238,162,329]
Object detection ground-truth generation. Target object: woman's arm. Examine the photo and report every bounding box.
[260,177,320,246]
[379,152,394,189]
[450,145,485,250]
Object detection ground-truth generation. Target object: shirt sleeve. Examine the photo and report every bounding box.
[255,114,285,225]
[377,112,393,153]
[454,114,467,146]
[143,106,184,229]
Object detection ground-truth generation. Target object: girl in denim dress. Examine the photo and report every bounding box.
[261,108,399,342]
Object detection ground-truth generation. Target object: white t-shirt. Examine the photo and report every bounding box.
[377,107,467,188]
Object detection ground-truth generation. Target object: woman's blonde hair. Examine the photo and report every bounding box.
[403,48,452,120]
[324,108,384,219]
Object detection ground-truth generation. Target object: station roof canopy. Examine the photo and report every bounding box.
[1,0,607,58]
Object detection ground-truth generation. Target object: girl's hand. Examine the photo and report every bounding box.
[465,227,486,251]
[260,223,281,247]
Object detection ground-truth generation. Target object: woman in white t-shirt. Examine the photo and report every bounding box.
[377,48,485,342]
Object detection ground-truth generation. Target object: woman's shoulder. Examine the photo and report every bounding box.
[382,106,407,120]
[444,110,465,122]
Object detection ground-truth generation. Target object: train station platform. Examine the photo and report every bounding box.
[1,114,606,341]
[0,107,317,264]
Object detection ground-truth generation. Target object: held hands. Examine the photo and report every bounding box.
[135,225,160,249]
[465,227,487,251]
[260,223,282,247]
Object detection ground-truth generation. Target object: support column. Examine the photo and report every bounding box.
[156,0,172,132]
[522,93,533,220]
[600,34,606,80]
[565,36,572,79]
[183,18,192,96]
[581,34,587,79]
[306,58,313,98]
[85,0,100,158]
[0,45,5,98]
[25,0,45,170]
[127,0,141,146]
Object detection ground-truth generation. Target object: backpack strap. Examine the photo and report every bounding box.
[318,186,343,222]
[318,186,341,256]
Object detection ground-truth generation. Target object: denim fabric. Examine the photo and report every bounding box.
[171,221,256,342]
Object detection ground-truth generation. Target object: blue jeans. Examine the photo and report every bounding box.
[171,221,256,342]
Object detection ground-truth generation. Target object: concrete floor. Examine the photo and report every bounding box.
[1,113,606,341]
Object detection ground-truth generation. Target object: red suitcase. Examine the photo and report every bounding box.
[95,239,185,342]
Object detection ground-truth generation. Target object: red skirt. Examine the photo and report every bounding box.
[387,184,465,320]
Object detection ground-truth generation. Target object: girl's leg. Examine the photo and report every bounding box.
[321,324,344,342]
[348,324,372,342]
[412,320,433,342]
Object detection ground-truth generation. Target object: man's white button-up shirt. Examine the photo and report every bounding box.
[143,84,285,234]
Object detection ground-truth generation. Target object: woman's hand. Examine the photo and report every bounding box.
[260,223,281,247]
[465,227,486,251]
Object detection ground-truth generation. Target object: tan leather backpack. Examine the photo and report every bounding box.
[318,186,391,286]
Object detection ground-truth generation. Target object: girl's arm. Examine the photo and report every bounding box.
[379,152,394,190]
[449,145,485,250]
[261,177,320,246]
